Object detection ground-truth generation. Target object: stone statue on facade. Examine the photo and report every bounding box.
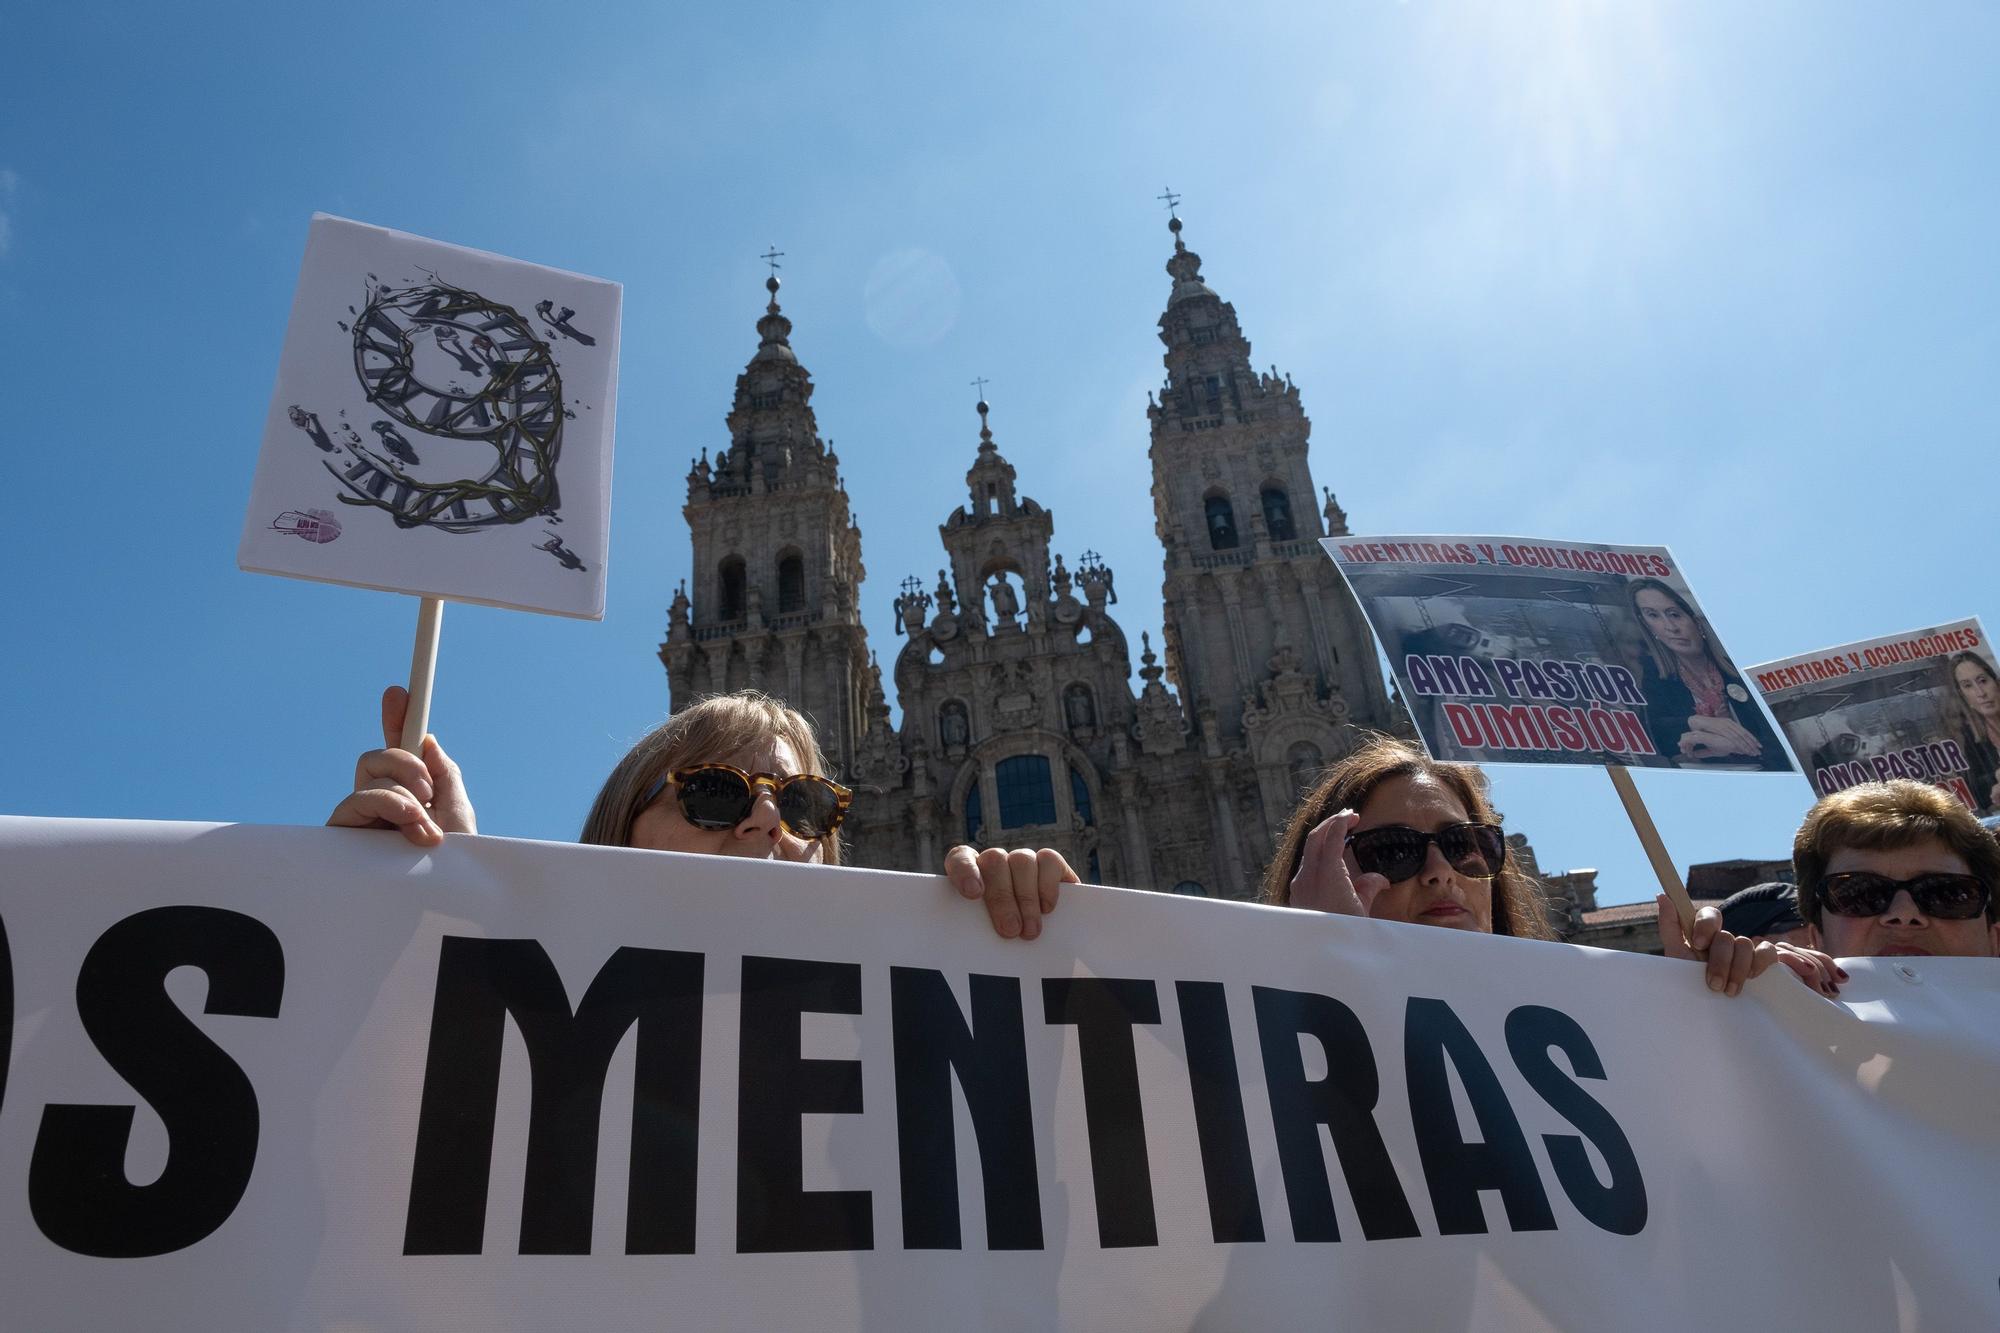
[988,575,1020,622]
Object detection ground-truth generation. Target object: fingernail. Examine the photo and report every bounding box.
[1708,976,1723,992]
[1022,921,1040,940]
[1836,968,1849,979]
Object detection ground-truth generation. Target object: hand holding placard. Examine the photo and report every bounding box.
[326,684,477,845]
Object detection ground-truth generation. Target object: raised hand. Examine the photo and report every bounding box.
[326,685,478,846]
[1288,809,1386,916]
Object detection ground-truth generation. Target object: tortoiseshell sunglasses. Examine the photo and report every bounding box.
[639,764,853,839]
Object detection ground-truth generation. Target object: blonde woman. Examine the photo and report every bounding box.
[329,686,1074,941]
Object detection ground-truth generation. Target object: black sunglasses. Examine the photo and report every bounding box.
[1345,822,1507,883]
[638,764,853,840]
[1817,872,1992,921]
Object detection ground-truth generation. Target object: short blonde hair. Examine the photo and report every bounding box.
[1261,733,1551,939]
[579,691,841,862]
[1792,779,2000,925]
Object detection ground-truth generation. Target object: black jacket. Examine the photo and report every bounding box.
[1638,662,1785,769]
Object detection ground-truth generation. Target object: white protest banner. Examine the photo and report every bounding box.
[4,817,1997,1331]
[1323,536,1794,773]
[237,214,621,619]
[1749,619,1999,816]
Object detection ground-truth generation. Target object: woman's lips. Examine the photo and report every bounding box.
[1878,944,1933,956]
[1420,902,1467,918]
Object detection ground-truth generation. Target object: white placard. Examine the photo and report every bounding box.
[2,817,1997,1331]
[237,214,620,618]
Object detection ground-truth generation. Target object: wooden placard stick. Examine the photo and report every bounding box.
[1604,765,1698,934]
[399,596,445,754]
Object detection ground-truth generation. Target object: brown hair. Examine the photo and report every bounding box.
[579,690,842,863]
[1792,779,2000,925]
[1261,734,1551,939]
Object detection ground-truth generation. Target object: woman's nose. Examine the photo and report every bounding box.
[735,790,783,843]
[1420,842,1457,885]
[1881,890,1928,925]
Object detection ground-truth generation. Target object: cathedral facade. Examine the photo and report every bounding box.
[659,217,1426,901]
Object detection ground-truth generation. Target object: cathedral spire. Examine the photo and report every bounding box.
[961,394,1019,514]
[667,249,872,781]
[713,253,834,490]
[751,271,797,365]
[975,394,997,457]
[1164,212,1216,306]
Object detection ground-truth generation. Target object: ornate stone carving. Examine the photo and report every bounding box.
[850,656,908,789]
[893,575,932,637]
[1133,632,1189,756]
[988,659,1039,730]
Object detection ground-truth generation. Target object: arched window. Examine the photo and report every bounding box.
[1087,848,1102,881]
[719,556,747,621]
[776,552,805,613]
[1204,495,1239,550]
[1069,765,1095,826]
[1261,487,1295,542]
[964,780,983,844]
[995,754,1056,829]
[1172,880,1206,897]
[1287,741,1324,795]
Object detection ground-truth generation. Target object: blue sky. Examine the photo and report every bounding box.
[3,1,1995,905]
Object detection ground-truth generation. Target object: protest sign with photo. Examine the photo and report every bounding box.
[2,817,1996,1331]
[1322,536,1794,773]
[1748,619,1998,814]
[237,214,621,619]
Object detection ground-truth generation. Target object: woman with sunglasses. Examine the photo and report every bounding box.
[1264,735,1845,997]
[328,686,1076,941]
[1793,778,2000,958]
[1263,735,1550,937]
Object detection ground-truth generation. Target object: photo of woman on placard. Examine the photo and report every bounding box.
[1939,649,2000,814]
[1626,578,1781,768]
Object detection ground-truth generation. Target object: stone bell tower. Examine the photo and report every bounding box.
[659,264,874,775]
[1146,208,1395,865]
